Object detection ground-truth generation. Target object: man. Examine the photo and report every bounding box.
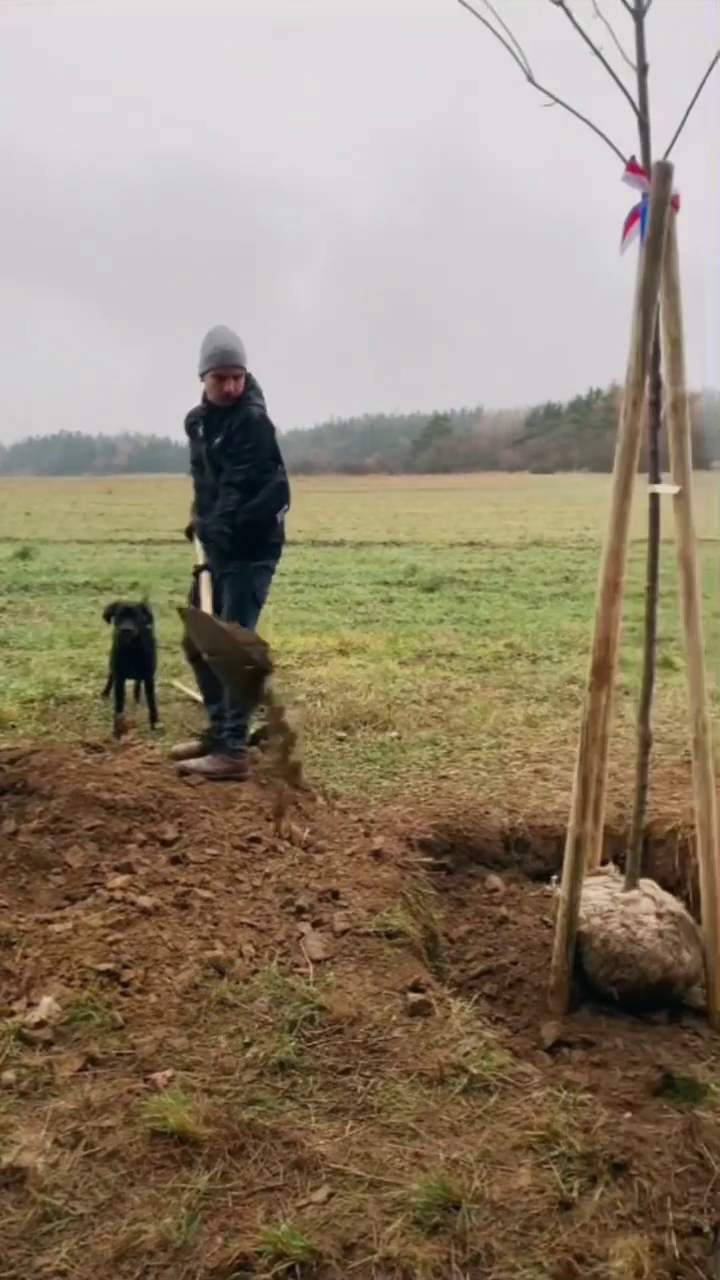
[171,325,290,780]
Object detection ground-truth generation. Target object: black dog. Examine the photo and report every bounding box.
[102,600,159,738]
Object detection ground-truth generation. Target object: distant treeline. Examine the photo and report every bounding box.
[2,386,719,477]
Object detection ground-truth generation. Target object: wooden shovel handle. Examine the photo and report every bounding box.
[193,536,214,616]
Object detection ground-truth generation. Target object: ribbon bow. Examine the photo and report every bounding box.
[620,156,680,253]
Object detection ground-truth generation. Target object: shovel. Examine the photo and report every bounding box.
[177,536,273,717]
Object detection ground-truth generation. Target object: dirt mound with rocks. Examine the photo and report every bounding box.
[1,743,719,1279]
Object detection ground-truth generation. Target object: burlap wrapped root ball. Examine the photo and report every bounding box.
[577,865,705,1008]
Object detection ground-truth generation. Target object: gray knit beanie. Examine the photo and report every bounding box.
[198,325,247,378]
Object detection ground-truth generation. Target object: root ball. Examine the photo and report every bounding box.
[578,866,704,1008]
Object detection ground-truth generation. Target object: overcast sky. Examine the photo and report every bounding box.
[0,0,717,441]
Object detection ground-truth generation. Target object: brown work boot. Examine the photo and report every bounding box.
[169,733,216,763]
[176,752,249,782]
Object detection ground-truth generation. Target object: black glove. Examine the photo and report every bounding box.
[195,517,231,558]
[183,519,195,543]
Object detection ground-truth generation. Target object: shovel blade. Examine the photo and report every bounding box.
[178,606,272,712]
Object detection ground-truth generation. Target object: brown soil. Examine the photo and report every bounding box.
[1,744,719,1279]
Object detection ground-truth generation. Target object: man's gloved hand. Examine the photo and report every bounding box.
[195,517,231,558]
[183,519,195,543]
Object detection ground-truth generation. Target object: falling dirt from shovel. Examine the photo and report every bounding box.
[178,605,302,825]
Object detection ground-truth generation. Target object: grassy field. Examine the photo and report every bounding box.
[1,471,719,813]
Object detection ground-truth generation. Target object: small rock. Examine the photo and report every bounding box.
[405,991,435,1018]
[297,1182,333,1208]
[370,836,386,858]
[49,920,74,936]
[155,823,179,848]
[540,1020,564,1052]
[293,898,311,917]
[203,950,228,976]
[302,930,332,963]
[93,962,121,981]
[63,847,87,871]
[115,858,137,876]
[0,1130,51,1186]
[497,907,510,923]
[1,819,18,837]
[484,874,505,898]
[19,1026,55,1048]
[1,1069,18,1088]
[53,1052,87,1083]
[240,943,257,962]
[332,912,352,937]
[133,895,157,915]
[106,874,133,892]
[146,1068,175,1091]
[23,996,62,1029]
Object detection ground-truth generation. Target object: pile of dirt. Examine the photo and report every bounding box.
[1,744,719,1279]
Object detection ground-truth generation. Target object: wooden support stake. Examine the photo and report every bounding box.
[170,680,203,704]
[587,687,613,872]
[661,213,720,1028]
[548,160,676,1018]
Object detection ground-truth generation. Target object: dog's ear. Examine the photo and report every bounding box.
[139,602,154,626]
[102,602,118,625]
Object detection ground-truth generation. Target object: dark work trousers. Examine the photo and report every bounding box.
[186,558,278,754]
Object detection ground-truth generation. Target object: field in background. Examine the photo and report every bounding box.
[1,471,719,814]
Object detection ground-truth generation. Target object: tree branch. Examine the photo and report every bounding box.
[457,0,530,77]
[590,0,636,72]
[476,0,533,75]
[664,49,720,158]
[457,0,628,163]
[549,0,639,116]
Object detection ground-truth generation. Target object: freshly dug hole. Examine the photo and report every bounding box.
[577,865,705,1009]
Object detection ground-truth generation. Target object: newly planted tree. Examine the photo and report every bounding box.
[456,0,719,881]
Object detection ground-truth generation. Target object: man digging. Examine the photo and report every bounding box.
[171,325,290,781]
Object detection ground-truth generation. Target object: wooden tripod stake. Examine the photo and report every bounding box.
[548,160,675,1019]
[661,215,720,1026]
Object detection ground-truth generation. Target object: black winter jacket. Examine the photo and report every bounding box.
[185,372,290,564]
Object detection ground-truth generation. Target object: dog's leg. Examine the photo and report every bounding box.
[134,681,143,704]
[102,672,113,699]
[113,678,126,739]
[144,677,160,730]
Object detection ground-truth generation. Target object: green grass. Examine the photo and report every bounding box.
[140,1088,209,1144]
[407,1171,469,1235]
[1,471,719,808]
[256,1221,318,1268]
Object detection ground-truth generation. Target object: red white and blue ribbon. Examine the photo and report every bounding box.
[620,156,680,253]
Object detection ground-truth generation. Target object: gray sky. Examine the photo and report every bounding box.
[0,0,717,441]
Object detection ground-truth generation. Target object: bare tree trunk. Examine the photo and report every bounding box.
[625,0,662,892]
